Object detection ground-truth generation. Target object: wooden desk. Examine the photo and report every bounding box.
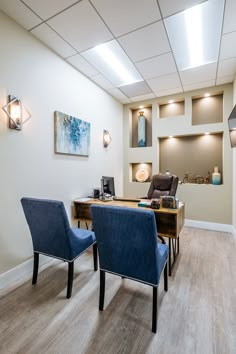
[74,199,185,275]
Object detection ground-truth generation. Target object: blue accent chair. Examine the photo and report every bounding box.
[91,205,168,333]
[21,197,97,298]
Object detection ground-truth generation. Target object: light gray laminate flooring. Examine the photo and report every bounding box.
[0,227,236,354]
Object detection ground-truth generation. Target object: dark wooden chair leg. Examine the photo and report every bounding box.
[164,263,168,292]
[67,261,74,299]
[99,270,105,311]
[93,244,98,271]
[152,287,158,333]
[32,252,39,285]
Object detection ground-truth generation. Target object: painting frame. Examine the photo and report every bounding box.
[54,111,90,157]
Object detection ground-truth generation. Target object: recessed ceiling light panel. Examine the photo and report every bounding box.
[81,40,143,87]
[164,0,224,71]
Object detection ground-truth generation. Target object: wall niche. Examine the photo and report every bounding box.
[192,93,223,125]
[131,107,152,148]
[159,100,185,118]
[159,133,223,184]
[130,163,152,183]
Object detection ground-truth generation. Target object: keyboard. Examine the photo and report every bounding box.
[113,197,141,202]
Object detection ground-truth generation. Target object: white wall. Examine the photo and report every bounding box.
[233,76,236,231]
[0,12,123,274]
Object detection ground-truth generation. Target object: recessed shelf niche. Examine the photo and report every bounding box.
[130,163,152,183]
[192,93,223,125]
[159,133,223,184]
[159,100,185,118]
[131,107,152,148]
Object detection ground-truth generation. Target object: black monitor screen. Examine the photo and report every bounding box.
[101,176,115,196]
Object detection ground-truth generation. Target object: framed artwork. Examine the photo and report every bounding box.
[54,111,90,156]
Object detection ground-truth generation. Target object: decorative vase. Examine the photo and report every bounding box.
[212,166,221,185]
[138,111,146,147]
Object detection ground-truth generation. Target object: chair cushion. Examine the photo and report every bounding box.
[68,228,96,260]
[156,243,168,279]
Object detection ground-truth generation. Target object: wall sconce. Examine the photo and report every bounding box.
[103,129,112,148]
[2,95,31,130]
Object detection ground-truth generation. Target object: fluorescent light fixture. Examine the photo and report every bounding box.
[164,0,224,71]
[81,40,143,87]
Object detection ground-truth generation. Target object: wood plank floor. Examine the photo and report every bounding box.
[1,227,236,354]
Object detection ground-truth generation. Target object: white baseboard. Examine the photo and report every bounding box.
[232,226,236,239]
[0,255,51,294]
[185,219,234,234]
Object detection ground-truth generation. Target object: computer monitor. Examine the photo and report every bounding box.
[101,176,115,196]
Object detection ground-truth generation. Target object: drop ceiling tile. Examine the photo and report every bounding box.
[66,54,99,77]
[31,23,76,58]
[135,52,177,80]
[0,0,42,30]
[217,57,236,78]
[154,87,183,98]
[130,93,156,102]
[90,0,161,37]
[118,21,170,63]
[47,0,113,52]
[147,73,181,92]
[223,0,236,34]
[158,0,206,18]
[119,81,151,98]
[183,80,215,92]
[120,98,132,104]
[23,0,79,20]
[220,31,236,61]
[179,63,217,86]
[107,87,129,101]
[91,74,115,90]
[216,75,234,85]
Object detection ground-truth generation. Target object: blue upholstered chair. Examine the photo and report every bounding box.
[21,197,97,298]
[91,205,168,333]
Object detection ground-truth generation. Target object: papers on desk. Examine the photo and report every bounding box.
[74,197,92,202]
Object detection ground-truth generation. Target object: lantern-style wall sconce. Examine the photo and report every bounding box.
[2,95,31,130]
[103,129,112,148]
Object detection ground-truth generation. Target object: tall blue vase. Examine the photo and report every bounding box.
[138,111,146,147]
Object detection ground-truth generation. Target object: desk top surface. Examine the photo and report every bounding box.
[74,198,184,215]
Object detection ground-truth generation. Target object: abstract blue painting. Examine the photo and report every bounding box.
[54,111,90,156]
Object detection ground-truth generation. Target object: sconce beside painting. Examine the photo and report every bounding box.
[54,111,90,156]
[2,95,31,130]
[103,129,112,148]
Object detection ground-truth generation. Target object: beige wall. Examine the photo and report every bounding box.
[0,12,123,274]
[192,94,223,125]
[159,133,223,182]
[123,84,233,224]
[160,101,184,118]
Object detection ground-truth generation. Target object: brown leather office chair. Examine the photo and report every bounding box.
[147,173,179,199]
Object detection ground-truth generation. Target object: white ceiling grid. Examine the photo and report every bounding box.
[0,0,235,103]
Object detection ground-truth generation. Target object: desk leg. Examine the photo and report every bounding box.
[168,237,180,276]
[168,239,172,276]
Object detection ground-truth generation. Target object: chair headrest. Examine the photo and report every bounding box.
[152,174,173,191]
